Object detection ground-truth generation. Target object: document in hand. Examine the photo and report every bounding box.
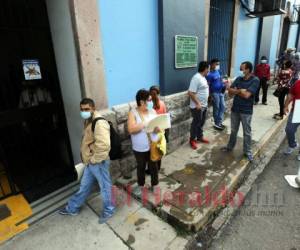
[292,100,300,123]
[145,113,171,133]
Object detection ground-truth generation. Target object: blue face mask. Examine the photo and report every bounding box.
[80,111,92,120]
[147,101,153,110]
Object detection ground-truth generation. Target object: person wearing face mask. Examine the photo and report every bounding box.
[206,58,226,130]
[221,61,260,162]
[127,89,160,195]
[59,98,115,224]
[254,56,271,105]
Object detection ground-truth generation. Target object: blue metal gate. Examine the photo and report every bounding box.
[208,0,235,75]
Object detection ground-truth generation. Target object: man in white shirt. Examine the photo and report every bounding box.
[188,61,210,150]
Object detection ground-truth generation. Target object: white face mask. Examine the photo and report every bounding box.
[240,71,245,77]
[261,60,267,64]
[215,65,220,71]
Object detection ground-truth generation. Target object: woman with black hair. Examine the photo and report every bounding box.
[127,89,160,195]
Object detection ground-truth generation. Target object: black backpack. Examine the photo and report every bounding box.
[92,117,122,160]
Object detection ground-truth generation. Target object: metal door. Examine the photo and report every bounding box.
[208,0,235,75]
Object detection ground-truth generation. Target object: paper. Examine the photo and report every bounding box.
[292,99,300,123]
[284,175,300,188]
[22,59,42,80]
[145,113,171,133]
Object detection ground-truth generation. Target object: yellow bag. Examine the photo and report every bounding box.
[150,140,163,162]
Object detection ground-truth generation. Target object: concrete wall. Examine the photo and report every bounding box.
[259,15,282,70]
[46,0,83,164]
[287,23,299,49]
[234,7,260,75]
[269,15,281,69]
[97,0,159,107]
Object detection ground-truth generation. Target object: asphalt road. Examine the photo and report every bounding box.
[210,131,300,250]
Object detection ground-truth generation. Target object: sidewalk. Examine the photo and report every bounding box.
[0,87,287,250]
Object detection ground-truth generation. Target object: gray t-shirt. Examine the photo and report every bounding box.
[188,72,209,109]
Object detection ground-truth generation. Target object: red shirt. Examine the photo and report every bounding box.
[290,80,300,110]
[154,100,167,115]
[255,63,271,80]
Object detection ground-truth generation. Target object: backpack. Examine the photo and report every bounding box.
[92,117,122,160]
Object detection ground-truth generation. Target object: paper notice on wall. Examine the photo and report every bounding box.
[145,113,171,133]
[22,59,42,80]
[292,100,300,123]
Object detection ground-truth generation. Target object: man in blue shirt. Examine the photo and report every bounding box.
[222,61,260,162]
[206,58,226,130]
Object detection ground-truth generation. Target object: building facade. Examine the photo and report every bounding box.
[1,0,300,203]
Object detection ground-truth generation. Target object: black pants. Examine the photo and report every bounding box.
[133,151,158,187]
[255,78,268,103]
[278,87,289,116]
[190,107,207,140]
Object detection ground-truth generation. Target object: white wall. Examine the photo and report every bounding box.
[46,0,83,164]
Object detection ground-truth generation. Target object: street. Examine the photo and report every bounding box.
[210,131,300,250]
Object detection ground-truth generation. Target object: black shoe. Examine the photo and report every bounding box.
[220,124,226,129]
[214,124,224,130]
[244,153,254,162]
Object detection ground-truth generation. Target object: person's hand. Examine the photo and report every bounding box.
[284,106,289,115]
[153,127,161,134]
[196,103,202,110]
[142,120,149,129]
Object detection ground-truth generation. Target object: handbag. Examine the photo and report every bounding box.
[273,87,282,97]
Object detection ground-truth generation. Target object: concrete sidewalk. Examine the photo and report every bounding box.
[0,87,288,250]
[116,87,287,232]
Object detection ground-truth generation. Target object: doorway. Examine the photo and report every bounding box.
[0,0,77,202]
[207,0,235,76]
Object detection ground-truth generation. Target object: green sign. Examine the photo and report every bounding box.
[175,35,198,69]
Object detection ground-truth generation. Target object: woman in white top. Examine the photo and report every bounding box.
[127,89,160,194]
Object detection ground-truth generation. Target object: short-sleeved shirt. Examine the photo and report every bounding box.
[231,75,260,115]
[188,72,209,109]
[206,70,224,93]
[154,100,167,114]
[277,69,293,88]
[290,80,300,111]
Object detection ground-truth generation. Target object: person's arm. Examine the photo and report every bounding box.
[188,78,202,109]
[227,78,240,97]
[228,87,241,97]
[127,111,145,135]
[90,120,110,164]
[238,78,260,99]
[284,93,295,115]
[188,91,201,109]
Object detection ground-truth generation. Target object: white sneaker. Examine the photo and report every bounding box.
[297,153,300,161]
[284,144,299,155]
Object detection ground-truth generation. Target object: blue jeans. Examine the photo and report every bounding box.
[285,111,300,148]
[67,160,115,217]
[212,92,226,126]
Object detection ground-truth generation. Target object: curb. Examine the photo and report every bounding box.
[185,116,288,249]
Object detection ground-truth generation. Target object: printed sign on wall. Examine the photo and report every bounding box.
[22,60,42,80]
[175,35,198,69]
